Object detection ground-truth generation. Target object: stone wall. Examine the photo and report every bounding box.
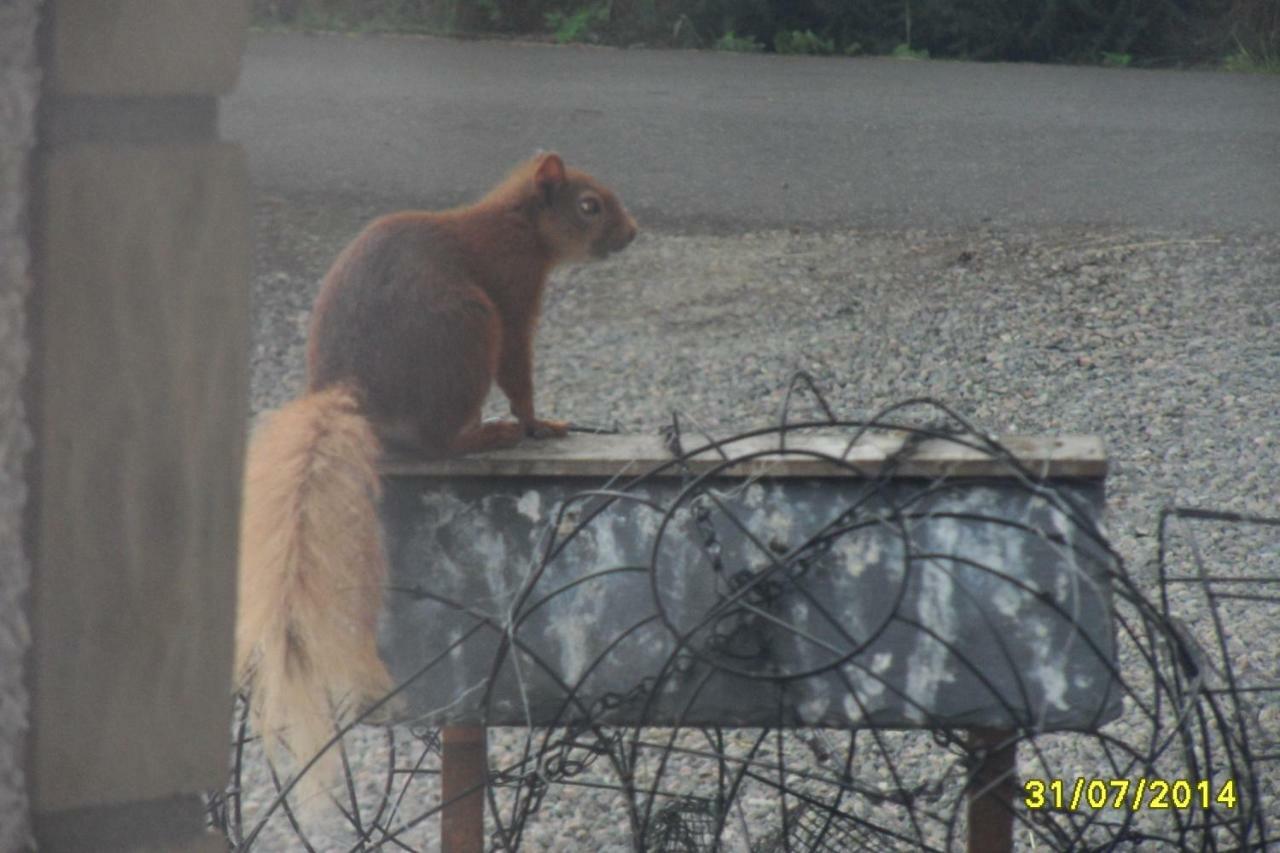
[0,1,42,850]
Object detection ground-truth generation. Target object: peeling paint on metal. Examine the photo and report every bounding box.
[517,490,542,523]
[903,555,959,725]
[379,475,1119,729]
[799,696,829,723]
[1032,659,1071,715]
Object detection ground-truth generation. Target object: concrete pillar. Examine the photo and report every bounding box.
[27,2,251,850]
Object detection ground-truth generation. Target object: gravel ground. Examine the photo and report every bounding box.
[232,190,1280,850]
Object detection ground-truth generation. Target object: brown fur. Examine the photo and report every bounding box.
[236,153,635,807]
[306,152,637,454]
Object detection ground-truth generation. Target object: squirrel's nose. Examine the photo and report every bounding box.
[619,216,638,249]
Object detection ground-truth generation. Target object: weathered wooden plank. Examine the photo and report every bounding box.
[379,432,1107,480]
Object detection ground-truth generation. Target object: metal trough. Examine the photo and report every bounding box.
[376,432,1119,732]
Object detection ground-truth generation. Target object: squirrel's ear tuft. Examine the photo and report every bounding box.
[534,153,566,193]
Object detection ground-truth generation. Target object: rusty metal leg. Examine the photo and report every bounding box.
[966,728,1017,853]
[442,726,487,853]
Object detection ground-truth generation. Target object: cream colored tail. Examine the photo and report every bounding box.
[235,387,393,807]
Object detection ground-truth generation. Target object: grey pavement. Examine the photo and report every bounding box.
[224,31,1280,233]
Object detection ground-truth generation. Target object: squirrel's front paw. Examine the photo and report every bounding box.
[450,418,524,454]
[523,417,570,439]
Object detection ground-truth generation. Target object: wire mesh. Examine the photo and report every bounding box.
[209,375,1278,851]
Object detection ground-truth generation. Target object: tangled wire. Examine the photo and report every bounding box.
[209,375,1278,851]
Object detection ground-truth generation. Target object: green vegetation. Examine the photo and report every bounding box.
[714,31,765,53]
[1224,46,1280,74]
[773,29,835,56]
[250,0,1280,71]
[1220,1,1280,73]
[545,2,609,44]
[891,43,928,61]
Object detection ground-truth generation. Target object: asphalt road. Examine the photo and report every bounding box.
[224,32,1280,233]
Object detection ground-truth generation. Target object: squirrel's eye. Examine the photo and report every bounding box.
[578,195,602,217]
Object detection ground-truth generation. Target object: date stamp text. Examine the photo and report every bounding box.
[1024,778,1237,811]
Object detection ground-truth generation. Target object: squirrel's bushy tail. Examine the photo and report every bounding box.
[235,387,393,807]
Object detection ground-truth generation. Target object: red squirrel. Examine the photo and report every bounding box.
[235,153,637,805]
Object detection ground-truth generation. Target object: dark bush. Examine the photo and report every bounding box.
[250,0,1273,67]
